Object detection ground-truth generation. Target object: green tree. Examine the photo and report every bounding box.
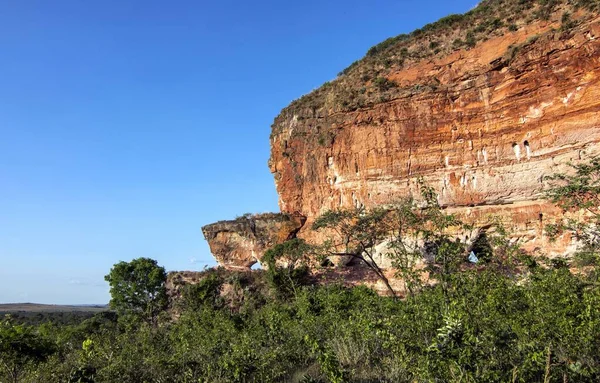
[0,316,54,383]
[180,272,224,311]
[312,182,467,298]
[545,156,600,268]
[104,257,168,325]
[387,183,465,297]
[312,206,398,296]
[262,238,311,299]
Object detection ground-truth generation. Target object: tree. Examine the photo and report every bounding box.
[545,156,600,269]
[180,271,224,311]
[0,316,54,383]
[104,257,168,325]
[262,238,311,299]
[312,181,467,298]
[386,183,465,298]
[312,207,398,296]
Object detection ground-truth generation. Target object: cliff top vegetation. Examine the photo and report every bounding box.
[273,0,600,126]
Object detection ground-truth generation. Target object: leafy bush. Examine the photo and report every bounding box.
[180,272,224,311]
[263,239,312,299]
[373,77,397,91]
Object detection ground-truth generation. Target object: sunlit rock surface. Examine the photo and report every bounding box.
[201,213,305,270]
[201,14,600,273]
[269,18,600,256]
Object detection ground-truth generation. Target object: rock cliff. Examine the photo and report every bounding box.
[204,0,600,271]
[269,2,600,256]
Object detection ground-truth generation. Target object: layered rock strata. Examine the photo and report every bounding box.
[268,18,600,256]
[200,6,600,273]
[201,213,305,270]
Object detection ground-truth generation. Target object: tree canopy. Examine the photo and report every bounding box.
[104,257,168,325]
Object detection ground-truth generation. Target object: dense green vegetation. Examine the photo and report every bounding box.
[2,264,599,382]
[0,311,101,327]
[2,159,600,382]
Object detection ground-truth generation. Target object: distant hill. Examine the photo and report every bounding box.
[0,303,111,326]
[0,303,107,313]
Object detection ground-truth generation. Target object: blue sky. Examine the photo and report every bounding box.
[0,0,477,304]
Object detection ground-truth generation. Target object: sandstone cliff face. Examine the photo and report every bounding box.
[269,16,600,256]
[201,213,305,270]
[199,2,600,274]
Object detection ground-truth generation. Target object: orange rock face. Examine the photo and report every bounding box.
[201,213,305,270]
[269,18,600,256]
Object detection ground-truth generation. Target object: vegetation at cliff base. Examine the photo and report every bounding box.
[2,261,600,382]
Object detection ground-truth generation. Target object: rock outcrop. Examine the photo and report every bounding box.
[203,1,600,271]
[201,213,305,270]
[269,12,600,257]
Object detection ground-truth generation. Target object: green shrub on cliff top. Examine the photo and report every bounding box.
[289,0,592,116]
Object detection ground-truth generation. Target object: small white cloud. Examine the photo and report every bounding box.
[69,280,83,285]
[189,257,198,265]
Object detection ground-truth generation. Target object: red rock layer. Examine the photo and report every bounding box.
[269,19,600,255]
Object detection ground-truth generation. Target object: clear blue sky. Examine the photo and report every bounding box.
[0,0,477,304]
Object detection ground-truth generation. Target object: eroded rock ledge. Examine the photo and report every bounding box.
[201,213,306,270]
